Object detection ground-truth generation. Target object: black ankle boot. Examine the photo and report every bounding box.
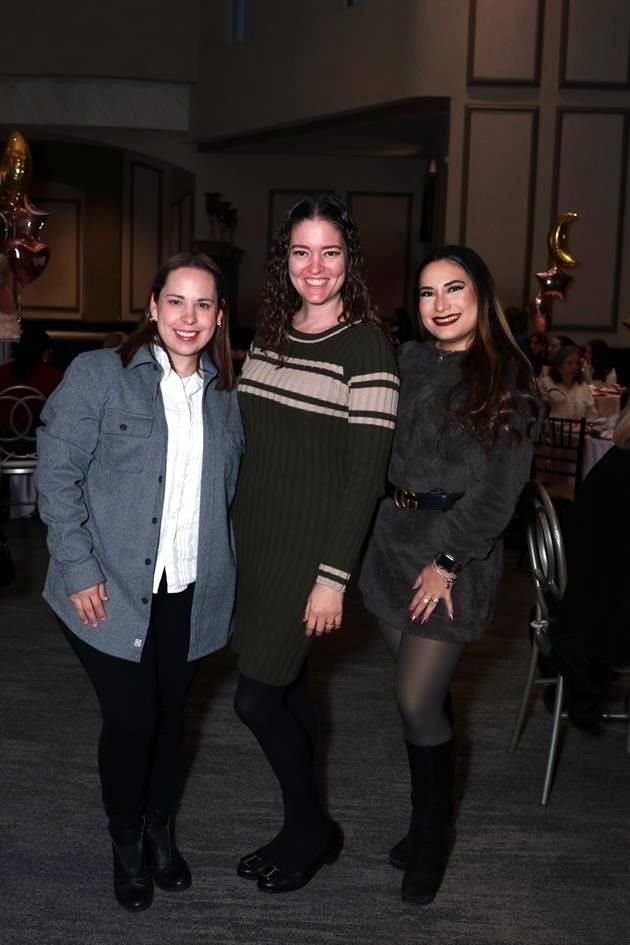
[110,822,154,912]
[401,739,455,906]
[145,814,192,891]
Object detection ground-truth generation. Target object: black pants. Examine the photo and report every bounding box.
[64,579,197,831]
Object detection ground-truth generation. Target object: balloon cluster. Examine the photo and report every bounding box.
[0,131,51,299]
[529,211,578,332]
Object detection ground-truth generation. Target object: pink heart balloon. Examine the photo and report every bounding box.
[6,237,50,287]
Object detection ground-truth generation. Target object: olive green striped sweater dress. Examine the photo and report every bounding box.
[231,322,399,685]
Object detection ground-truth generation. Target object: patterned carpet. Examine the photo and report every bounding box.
[1,518,629,945]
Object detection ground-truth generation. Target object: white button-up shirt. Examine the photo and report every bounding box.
[152,345,205,593]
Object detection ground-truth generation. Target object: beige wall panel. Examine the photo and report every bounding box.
[129,164,162,314]
[553,112,627,332]
[348,193,412,317]
[562,0,630,86]
[21,200,81,314]
[469,0,543,84]
[462,109,536,308]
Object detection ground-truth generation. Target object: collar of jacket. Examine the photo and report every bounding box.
[127,344,219,384]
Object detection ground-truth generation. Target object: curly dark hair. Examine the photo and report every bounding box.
[258,193,389,352]
[419,245,542,448]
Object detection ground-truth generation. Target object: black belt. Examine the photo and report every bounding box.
[387,483,464,512]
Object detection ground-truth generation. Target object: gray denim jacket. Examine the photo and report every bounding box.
[35,345,243,662]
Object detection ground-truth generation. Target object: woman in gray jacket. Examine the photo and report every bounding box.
[35,252,242,912]
[360,245,541,906]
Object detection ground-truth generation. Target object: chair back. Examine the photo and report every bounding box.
[524,481,567,653]
[0,385,47,471]
[533,416,586,500]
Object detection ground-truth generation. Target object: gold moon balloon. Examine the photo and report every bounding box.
[548,211,579,268]
[0,130,32,212]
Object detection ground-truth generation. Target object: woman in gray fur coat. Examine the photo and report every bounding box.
[360,245,541,906]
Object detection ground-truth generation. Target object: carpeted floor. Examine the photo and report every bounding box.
[1,518,629,945]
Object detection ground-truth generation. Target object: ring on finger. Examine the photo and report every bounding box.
[422,596,430,604]
[431,596,440,604]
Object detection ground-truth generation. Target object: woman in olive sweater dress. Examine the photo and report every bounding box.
[360,245,542,905]
[231,194,399,893]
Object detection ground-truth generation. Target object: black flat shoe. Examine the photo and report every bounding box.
[237,849,273,881]
[256,823,343,894]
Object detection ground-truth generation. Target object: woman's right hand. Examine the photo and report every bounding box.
[69,583,109,628]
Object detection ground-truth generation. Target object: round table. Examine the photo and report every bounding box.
[582,433,614,480]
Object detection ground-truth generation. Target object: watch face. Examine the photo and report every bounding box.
[436,553,456,572]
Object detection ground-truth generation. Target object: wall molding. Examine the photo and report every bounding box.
[129,161,163,314]
[559,0,630,89]
[467,0,544,87]
[460,106,539,308]
[347,190,413,311]
[21,198,82,314]
[551,107,629,332]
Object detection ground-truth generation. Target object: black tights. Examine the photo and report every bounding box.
[233,665,329,864]
[379,621,464,746]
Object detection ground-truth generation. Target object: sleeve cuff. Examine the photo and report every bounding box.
[316,563,350,593]
[62,558,106,596]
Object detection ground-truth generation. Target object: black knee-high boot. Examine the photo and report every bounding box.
[389,693,454,871]
[400,738,455,905]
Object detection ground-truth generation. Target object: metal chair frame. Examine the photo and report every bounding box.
[509,481,630,805]
[0,385,46,512]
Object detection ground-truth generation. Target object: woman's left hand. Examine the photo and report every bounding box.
[303,583,343,637]
[409,563,454,624]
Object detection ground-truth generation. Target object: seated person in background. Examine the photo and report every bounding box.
[548,405,630,732]
[526,331,547,376]
[540,334,574,377]
[0,321,63,404]
[0,323,63,518]
[538,345,597,420]
[581,337,618,387]
[0,253,15,317]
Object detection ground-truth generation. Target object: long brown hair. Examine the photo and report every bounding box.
[420,245,542,447]
[258,193,390,353]
[119,252,234,390]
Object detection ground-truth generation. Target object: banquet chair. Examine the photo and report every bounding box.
[532,416,586,502]
[0,385,46,514]
[509,482,630,804]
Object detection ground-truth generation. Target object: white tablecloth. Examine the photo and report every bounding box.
[582,434,614,480]
[592,390,621,419]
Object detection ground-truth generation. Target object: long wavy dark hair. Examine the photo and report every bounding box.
[119,252,234,390]
[258,193,388,352]
[419,245,542,447]
[549,345,584,385]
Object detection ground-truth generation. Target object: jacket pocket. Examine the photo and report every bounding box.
[99,409,153,472]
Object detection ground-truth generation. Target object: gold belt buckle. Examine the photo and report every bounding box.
[394,488,418,511]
